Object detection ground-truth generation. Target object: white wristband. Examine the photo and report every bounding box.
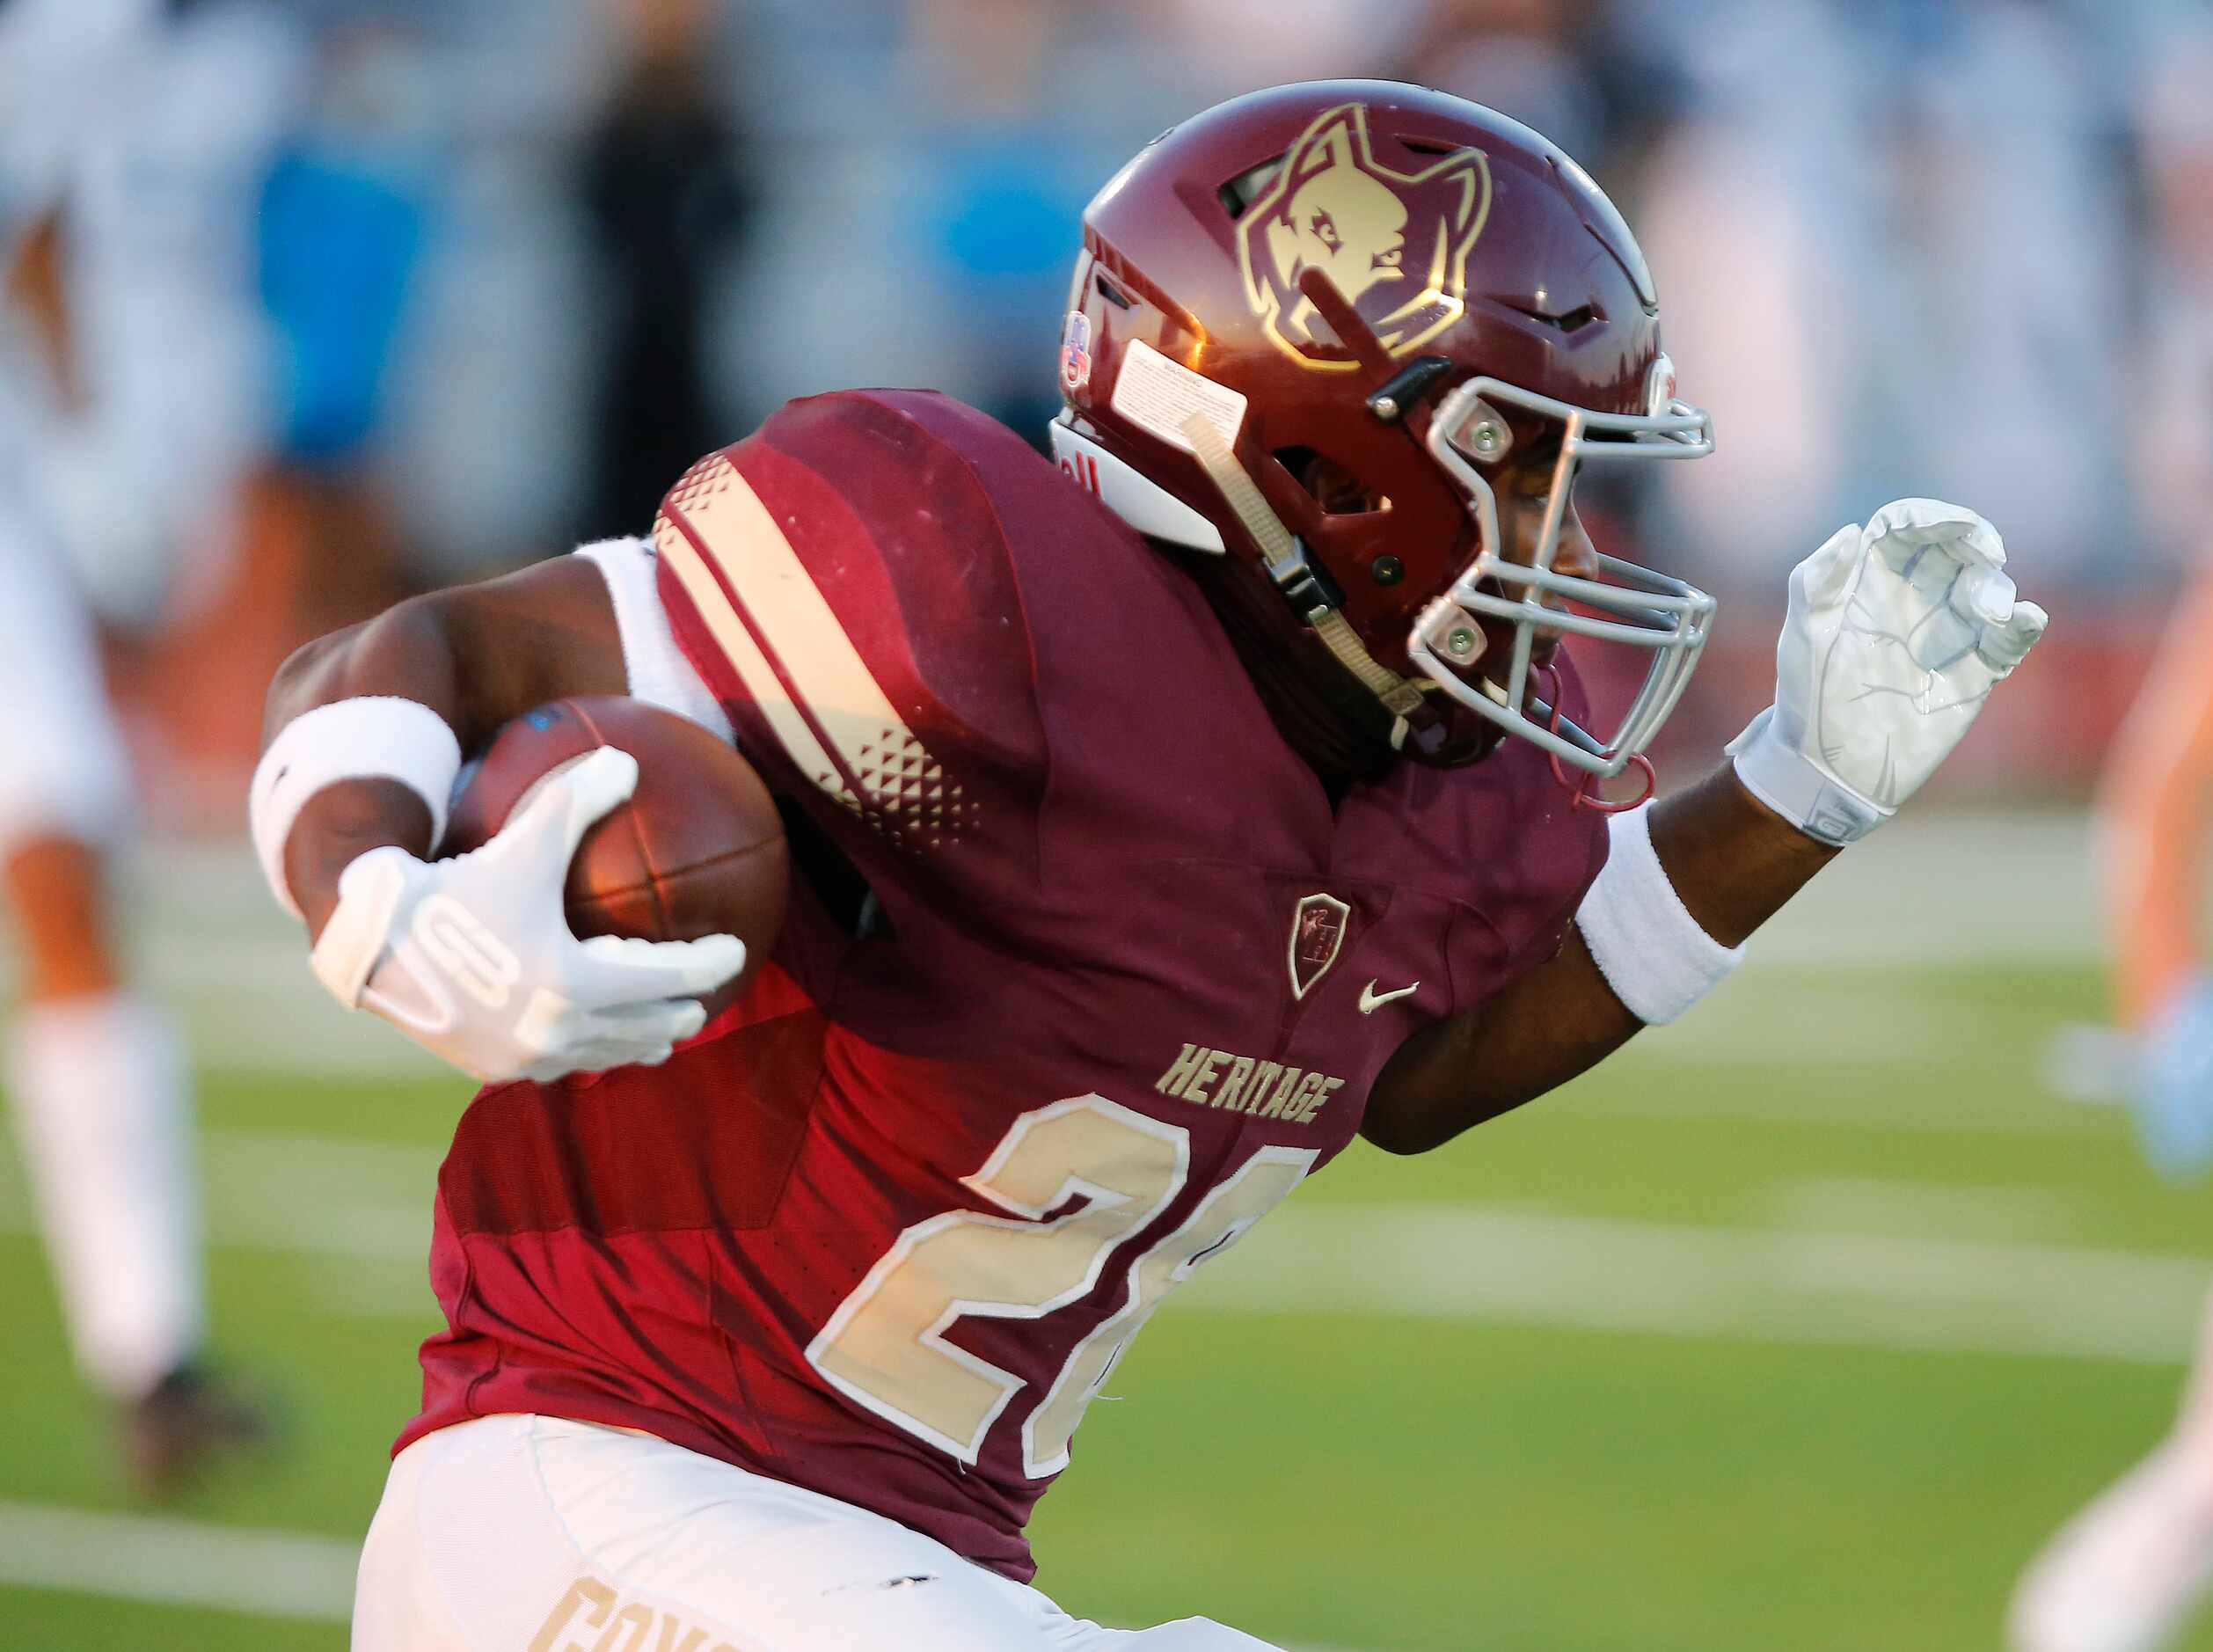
[1574,800,1746,1026]
[1725,705,1887,846]
[249,698,463,919]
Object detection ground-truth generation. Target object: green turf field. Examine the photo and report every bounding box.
[4,818,2209,1649]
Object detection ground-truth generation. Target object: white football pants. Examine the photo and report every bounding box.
[2009,1287,2213,1652]
[355,1415,1287,1652]
[5,991,200,1400]
[0,505,134,850]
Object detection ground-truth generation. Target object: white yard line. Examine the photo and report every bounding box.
[4,1129,2205,1365]
[1189,1203,2213,1366]
[1727,809,2100,968]
[130,813,2111,974]
[207,1129,443,1206]
[97,815,2112,1080]
[0,1129,437,1265]
[0,1502,358,1620]
[1759,1175,2090,1243]
[1547,1067,2111,1135]
[0,1500,1363,1649]
[1625,977,1968,1068]
[199,1129,439,1263]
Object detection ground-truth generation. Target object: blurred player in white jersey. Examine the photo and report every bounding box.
[2010,568,2213,1651]
[0,0,295,1488]
[2010,24,2213,1648]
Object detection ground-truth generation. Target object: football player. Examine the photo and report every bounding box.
[252,84,2047,1649]
[2,0,279,1488]
[2009,567,2213,1652]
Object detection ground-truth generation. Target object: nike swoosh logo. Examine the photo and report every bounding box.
[1358,980,1420,1014]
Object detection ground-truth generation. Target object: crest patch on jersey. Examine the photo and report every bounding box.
[1289,893,1351,999]
[1236,101,1493,373]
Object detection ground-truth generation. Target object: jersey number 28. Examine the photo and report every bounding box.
[805,1095,1314,1479]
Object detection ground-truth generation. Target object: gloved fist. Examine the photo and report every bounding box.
[309,746,745,1084]
[1729,499,2049,844]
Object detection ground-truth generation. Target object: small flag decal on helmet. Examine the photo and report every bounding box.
[1059,311,1092,396]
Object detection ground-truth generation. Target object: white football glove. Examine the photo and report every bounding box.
[1728,498,2049,844]
[308,746,745,1084]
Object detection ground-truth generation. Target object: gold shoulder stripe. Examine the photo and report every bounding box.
[657,454,968,847]
[654,508,853,810]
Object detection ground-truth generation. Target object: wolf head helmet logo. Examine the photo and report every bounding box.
[1237,102,1492,372]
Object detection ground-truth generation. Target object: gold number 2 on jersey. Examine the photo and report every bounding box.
[805,1095,1315,1478]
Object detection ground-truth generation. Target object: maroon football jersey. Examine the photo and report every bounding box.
[400,391,1608,1582]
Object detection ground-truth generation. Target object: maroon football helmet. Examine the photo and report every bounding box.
[1051,80,1713,776]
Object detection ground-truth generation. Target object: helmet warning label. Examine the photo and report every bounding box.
[1110,340,1248,456]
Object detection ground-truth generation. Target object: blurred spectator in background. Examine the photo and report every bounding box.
[1145,0,1426,96]
[253,13,442,632]
[575,0,756,537]
[52,0,2213,814]
[0,0,296,1487]
[1614,1,1894,586]
[1858,0,2136,585]
[884,0,1099,444]
[133,10,443,815]
[2132,14,2213,574]
[1400,0,1608,160]
[374,0,602,581]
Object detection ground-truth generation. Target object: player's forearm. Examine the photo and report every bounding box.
[265,605,455,746]
[1362,925,1638,1152]
[263,602,479,936]
[260,559,626,936]
[279,778,435,941]
[1646,762,1840,947]
[1362,764,1837,1154]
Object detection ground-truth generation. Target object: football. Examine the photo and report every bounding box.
[443,697,787,1018]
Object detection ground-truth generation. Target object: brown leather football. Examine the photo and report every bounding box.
[443,697,786,1017]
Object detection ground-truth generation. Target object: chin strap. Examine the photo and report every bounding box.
[1559,749,1658,814]
[1180,414,1428,738]
[1536,665,1656,812]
